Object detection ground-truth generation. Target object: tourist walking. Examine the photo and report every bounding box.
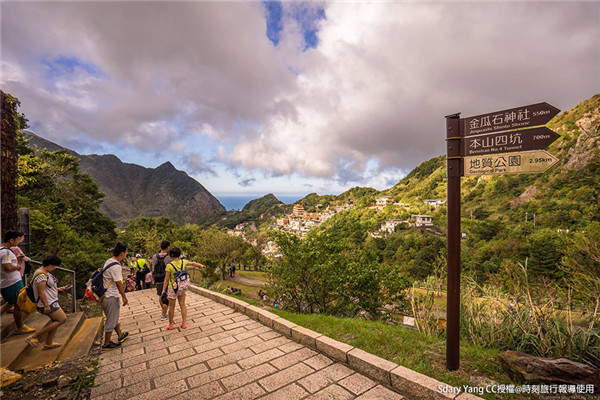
[24,255,69,349]
[151,241,170,321]
[161,247,204,330]
[10,232,30,285]
[133,254,149,290]
[0,231,35,334]
[101,242,130,350]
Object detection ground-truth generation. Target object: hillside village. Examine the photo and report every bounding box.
[227,195,448,258]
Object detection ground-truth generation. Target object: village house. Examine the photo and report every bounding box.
[412,215,434,227]
[376,196,393,206]
[423,199,446,208]
[380,219,409,233]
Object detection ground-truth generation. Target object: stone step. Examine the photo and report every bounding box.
[0,312,50,369]
[10,312,85,372]
[56,317,103,362]
[1,312,36,340]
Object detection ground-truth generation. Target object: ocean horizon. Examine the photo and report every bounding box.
[216,194,305,211]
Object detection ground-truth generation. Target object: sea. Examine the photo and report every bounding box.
[217,195,305,211]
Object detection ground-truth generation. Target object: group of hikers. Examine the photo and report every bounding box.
[1,234,205,351]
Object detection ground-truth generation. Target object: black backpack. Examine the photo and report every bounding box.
[153,254,167,281]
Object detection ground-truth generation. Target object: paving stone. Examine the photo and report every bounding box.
[277,341,304,354]
[304,354,335,370]
[123,361,177,387]
[291,326,322,349]
[347,348,397,386]
[258,330,281,341]
[176,348,224,370]
[270,347,318,370]
[356,385,405,400]
[127,378,189,400]
[213,382,266,400]
[220,362,278,391]
[305,384,355,400]
[221,335,264,354]
[147,347,196,368]
[257,309,278,327]
[338,373,378,395]
[90,378,123,397]
[391,365,455,400]
[297,363,355,393]
[271,317,298,337]
[208,326,247,341]
[258,362,315,392]
[94,380,152,400]
[207,348,255,369]
[238,348,285,369]
[258,383,309,400]
[99,360,149,383]
[249,336,290,354]
[153,362,209,387]
[316,335,354,363]
[177,381,225,400]
[187,364,242,388]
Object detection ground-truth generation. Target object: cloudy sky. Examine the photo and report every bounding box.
[2,1,598,198]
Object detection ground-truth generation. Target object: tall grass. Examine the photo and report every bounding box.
[460,261,600,368]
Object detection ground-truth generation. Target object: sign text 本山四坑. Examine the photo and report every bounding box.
[463,126,559,157]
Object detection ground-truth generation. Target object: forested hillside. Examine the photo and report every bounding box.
[26,133,225,226]
[315,94,600,287]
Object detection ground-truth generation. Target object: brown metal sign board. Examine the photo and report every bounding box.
[462,102,560,137]
[463,150,558,176]
[463,126,560,156]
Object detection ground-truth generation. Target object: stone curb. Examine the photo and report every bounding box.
[189,285,483,400]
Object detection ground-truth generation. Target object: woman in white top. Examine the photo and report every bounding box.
[25,255,69,349]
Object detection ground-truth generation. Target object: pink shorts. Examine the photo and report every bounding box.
[167,288,188,300]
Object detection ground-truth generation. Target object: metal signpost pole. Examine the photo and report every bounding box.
[445,114,461,371]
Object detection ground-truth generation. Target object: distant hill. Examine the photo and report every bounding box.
[25,133,225,226]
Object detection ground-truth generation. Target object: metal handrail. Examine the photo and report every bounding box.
[29,260,77,313]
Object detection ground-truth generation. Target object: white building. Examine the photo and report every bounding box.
[376,196,393,206]
[412,215,434,227]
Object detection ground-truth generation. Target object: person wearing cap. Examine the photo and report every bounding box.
[133,254,149,291]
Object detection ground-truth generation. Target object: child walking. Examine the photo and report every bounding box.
[161,247,204,330]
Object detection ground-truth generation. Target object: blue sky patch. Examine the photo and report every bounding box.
[263,1,326,51]
[42,56,105,80]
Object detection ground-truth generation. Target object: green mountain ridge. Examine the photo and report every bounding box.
[24,132,225,226]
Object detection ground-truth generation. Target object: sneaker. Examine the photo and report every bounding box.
[160,313,168,321]
[118,332,129,343]
[166,325,174,330]
[180,324,188,329]
[102,341,121,351]
[15,325,36,334]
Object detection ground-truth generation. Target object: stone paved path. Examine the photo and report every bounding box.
[92,289,404,400]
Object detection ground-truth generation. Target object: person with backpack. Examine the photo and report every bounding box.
[24,255,69,349]
[133,254,149,290]
[101,242,130,351]
[160,247,204,330]
[0,231,35,334]
[151,240,171,321]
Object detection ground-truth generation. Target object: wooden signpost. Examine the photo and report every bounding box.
[445,102,560,371]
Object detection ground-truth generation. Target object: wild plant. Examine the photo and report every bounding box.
[460,260,600,368]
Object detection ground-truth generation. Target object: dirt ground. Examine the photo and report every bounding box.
[0,345,101,400]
